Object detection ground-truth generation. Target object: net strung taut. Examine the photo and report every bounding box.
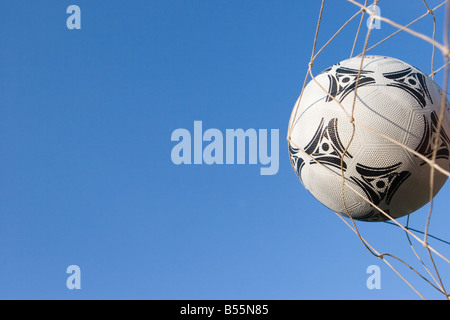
[287,0,450,299]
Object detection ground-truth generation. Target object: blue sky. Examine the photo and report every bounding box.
[1,0,450,300]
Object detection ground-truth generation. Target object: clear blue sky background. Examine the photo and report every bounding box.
[1,0,449,300]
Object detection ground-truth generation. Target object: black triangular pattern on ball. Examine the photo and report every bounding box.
[307,118,353,171]
[289,118,352,182]
[289,143,306,183]
[415,111,450,165]
[325,66,376,103]
[350,162,411,208]
[382,67,432,108]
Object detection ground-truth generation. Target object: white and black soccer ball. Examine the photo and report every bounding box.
[289,55,450,222]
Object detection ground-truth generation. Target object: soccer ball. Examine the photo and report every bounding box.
[289,55,450,222]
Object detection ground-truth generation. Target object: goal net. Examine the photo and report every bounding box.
[287,0,450,299]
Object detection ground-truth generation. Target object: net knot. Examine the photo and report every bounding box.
[444,48,450,58]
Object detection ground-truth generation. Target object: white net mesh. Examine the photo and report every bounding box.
[287,0,450,299]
